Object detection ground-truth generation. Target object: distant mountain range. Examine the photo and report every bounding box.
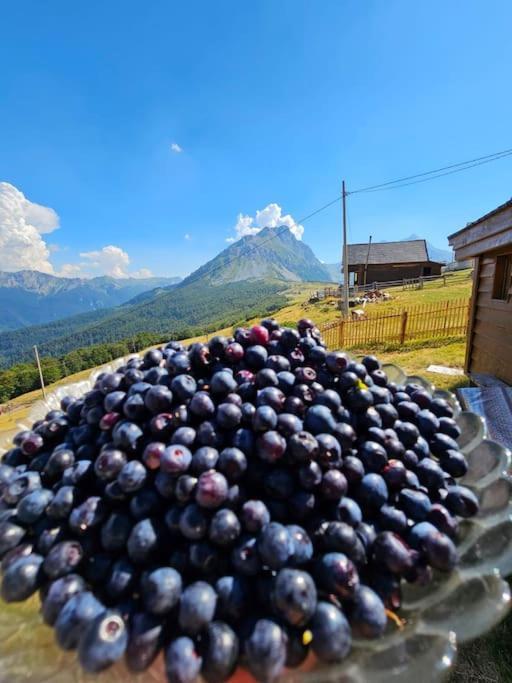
[322,263,341,281]
[0,271,181,331]
[0,228,453,368]
[0,227,335,337]
[0,227,336,366]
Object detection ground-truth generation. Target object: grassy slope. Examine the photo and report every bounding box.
[361,271,472,312]
[0,368,94,431]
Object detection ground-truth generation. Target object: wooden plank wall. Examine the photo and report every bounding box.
[469,246,512,384]
[362,262,442,283]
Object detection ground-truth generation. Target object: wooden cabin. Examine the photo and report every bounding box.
[345,239,443,285]
[448,199,512,385]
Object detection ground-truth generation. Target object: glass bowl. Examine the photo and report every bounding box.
[0,360,511,683]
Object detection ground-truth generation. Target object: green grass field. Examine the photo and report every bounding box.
[363,270,472,311]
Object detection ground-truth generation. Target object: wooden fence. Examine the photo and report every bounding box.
[320,298,471,349]
[309,269,472,301]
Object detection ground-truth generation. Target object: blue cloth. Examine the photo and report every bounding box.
[458,387,512,450]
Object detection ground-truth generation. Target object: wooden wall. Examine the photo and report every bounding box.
[350,262,442,284]
[468,246,512,384]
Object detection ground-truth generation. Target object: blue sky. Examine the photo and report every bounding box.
[1,0,511,278]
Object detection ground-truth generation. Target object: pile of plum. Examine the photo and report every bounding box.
[0,318,479,682]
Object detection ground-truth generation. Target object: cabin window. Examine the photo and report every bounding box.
[492,254,512,300]
[423,266,432,276]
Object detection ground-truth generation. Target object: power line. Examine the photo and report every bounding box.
[163,144,512,292]
[348,146,512,195]
[351,150,512,194]
[36,144,512,343]
[296,196,343,223]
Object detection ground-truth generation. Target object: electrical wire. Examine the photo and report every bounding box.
[47,144,512,333]
[350,150,512,194]
[348,147,512,195]
[22,144,512,357]
[175,145,512,289]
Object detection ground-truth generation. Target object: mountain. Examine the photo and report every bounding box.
[0,279,288,367]
[403,234,453,264]
[322,263,341,282]
[0,271,181,331]
[182,227,335,286]
[425,242,453,264]
[0,227,335,367]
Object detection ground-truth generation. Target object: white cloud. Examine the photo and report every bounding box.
[59,246,154,279]
[1,182,154,279]
[131,268,153,279]
[57,263,84,278]
[171,143,183,153]
[233,213,260,239]
[184,233,191,240]
[80,245,130,278]
[227,203,304,242]
[0,182,59,273]
[22,199,60,234]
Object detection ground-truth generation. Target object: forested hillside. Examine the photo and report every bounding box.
[0,226,337,367]
[0,270,180,331]
[0,279,288,368]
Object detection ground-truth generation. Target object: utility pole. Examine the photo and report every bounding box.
[342,180,350,318]
[363,235,373,286]
[33,345,46,400]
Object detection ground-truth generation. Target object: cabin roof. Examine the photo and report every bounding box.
[449,198,512,240]
[346,239,433,265]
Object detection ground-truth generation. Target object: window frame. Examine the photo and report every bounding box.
[492,253,512,301]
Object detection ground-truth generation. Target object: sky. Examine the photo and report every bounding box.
[1,0,511,278]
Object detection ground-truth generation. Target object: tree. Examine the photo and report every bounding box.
[40,357,63,385]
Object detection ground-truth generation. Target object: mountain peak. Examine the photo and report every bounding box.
[181,226,333,287]
[257,225,296,240]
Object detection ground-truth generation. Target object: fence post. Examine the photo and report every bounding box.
[400,311,408,345]
[443,275,446,286]
[443,299,450,333]
[338,320,345,349]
